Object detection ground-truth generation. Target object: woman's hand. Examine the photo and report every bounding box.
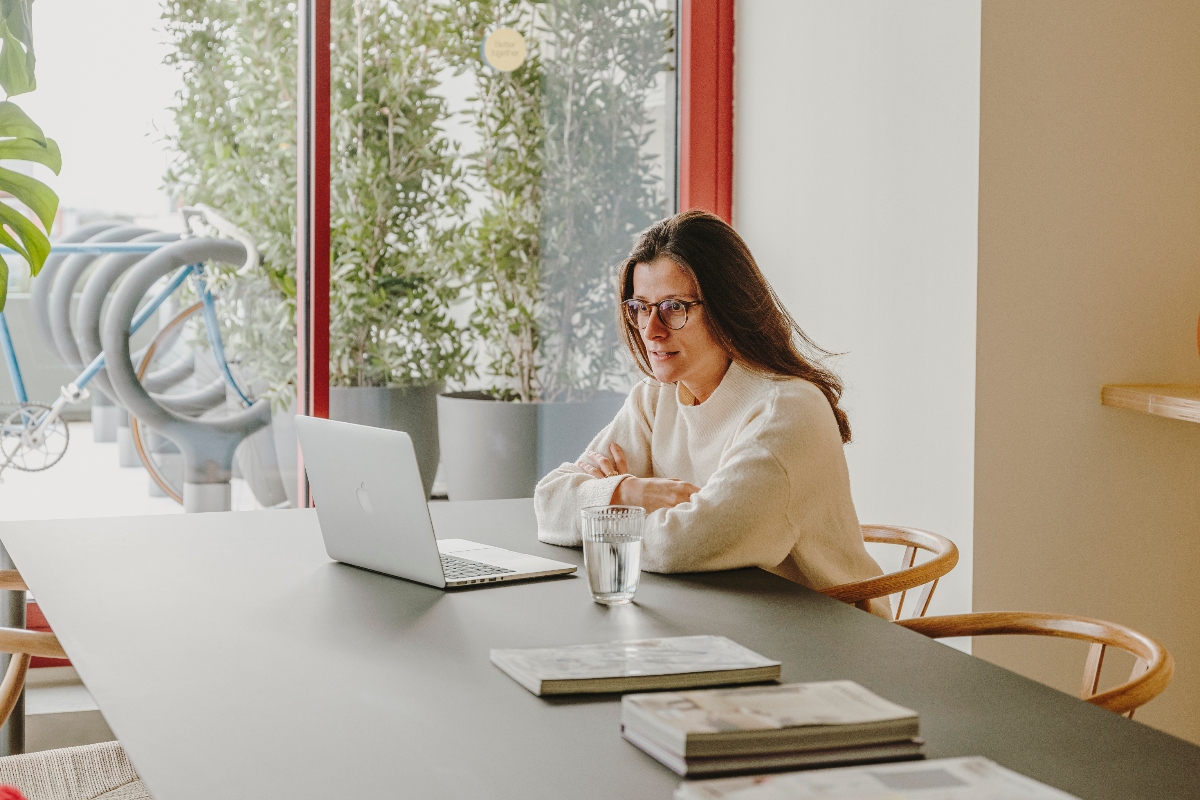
[576,443,629,479]
[613,476,699,514]
[575,444,698,513]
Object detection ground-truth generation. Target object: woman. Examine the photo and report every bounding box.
[534,210,889,617]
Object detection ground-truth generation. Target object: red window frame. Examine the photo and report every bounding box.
[296,0,331,505]
[293,0,734,496]
[679,0,734,222]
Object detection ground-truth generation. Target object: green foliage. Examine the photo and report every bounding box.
[162,0,672,403]
[444,0,544,402]
[0,0,60,314]
[0,0,35,96]
[163,0,473,400]
[328,0,471,387]
[444,0,672,403]
[162,0,299,405]
[537,0,673,401]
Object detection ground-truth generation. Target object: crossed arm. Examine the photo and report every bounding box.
[574,443,697,513]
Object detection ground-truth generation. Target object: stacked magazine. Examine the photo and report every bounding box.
[490,635,781,696]
[621,681,923,777]
[673,756,1082,799]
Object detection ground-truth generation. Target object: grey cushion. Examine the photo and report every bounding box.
[0,742,150,800]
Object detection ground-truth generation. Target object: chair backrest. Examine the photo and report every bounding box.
[0,570,68,729]
[898,612,1174,717]
[821,525,959,620]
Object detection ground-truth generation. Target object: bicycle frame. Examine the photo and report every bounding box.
[3,217,260,478]
[18,264,199,447]
[0,311,28,406]
[0,242,183,422]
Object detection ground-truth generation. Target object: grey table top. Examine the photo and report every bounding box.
[2,500,1198,799]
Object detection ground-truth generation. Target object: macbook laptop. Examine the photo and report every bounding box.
[294,416,577,588]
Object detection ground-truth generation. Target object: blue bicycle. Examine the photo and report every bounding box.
[0,207,257,481]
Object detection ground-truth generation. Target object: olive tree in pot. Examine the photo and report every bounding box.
[437,0,672,501]
[164,0,472,501]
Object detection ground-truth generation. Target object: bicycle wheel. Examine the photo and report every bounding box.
[131,302,203,504]
[0,403,70,472]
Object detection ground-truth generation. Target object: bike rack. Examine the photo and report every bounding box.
[101,238,271,512]
[29,221,121,355]
[71,231,186,464]
[0,252,186,479]
[70,231,230,465]
[46,226,159,443]
[27,223,120,443]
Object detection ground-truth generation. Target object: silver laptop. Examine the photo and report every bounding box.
[294,416,577,588]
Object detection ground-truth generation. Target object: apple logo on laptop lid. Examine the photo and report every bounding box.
[356,482,374,514]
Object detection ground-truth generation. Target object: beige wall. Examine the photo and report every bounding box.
[733,0,981,621]
[976,0,1200,743]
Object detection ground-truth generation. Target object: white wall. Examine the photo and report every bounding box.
[733,1,981,617]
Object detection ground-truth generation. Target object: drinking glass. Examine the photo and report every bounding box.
[580,505,646,605]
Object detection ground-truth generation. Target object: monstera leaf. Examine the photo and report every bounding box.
[0,0,35,97]
[0,101,59,311]
[0,0,59,313]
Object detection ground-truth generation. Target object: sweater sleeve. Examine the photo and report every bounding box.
[534,385,655,547]
[637,435,797,573]
[639,386,876,600]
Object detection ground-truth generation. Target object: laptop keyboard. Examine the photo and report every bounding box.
[440,554,516,580]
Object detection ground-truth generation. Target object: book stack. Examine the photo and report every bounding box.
[490,635,781,696]
[621,680,923,777]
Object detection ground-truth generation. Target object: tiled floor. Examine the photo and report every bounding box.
[25,668,114,754]
[0,421,266,521]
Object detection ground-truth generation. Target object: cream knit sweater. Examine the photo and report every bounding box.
[534,361,890,618]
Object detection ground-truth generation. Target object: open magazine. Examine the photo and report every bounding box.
[674,757,1081,800]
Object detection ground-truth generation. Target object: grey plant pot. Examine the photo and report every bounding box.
[235,422,289,508]
[535,391,626,477]
[437,390,626,501]
[438,392,538,501]
[330,384,443,498]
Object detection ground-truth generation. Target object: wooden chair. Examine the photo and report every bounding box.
[821,525,959,620]
[0,570,151,800]
[898,612,1174,717]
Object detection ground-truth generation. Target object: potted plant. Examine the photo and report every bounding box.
[436,0,673,500]
[164,0,473,499]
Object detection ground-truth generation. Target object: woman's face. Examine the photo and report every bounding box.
[631,256,730,403]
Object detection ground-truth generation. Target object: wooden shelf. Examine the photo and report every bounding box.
[1101,384,1200,423]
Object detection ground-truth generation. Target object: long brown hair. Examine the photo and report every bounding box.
[617,210,852,443]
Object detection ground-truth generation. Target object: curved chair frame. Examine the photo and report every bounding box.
[0,573,150,799]
[822,525,959,619]
[898,612,1174,717]
[0,570,68,728]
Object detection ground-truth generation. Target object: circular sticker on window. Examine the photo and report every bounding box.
[482,27,527,73]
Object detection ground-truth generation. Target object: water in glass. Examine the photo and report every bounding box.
[580,505,645,605]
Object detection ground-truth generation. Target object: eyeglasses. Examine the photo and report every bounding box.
[621,298,703,331]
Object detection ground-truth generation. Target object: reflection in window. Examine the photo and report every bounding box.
[165,0,676,407]
[453,0,677,403]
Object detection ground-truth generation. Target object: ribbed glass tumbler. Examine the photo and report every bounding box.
[580,505,646,605]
